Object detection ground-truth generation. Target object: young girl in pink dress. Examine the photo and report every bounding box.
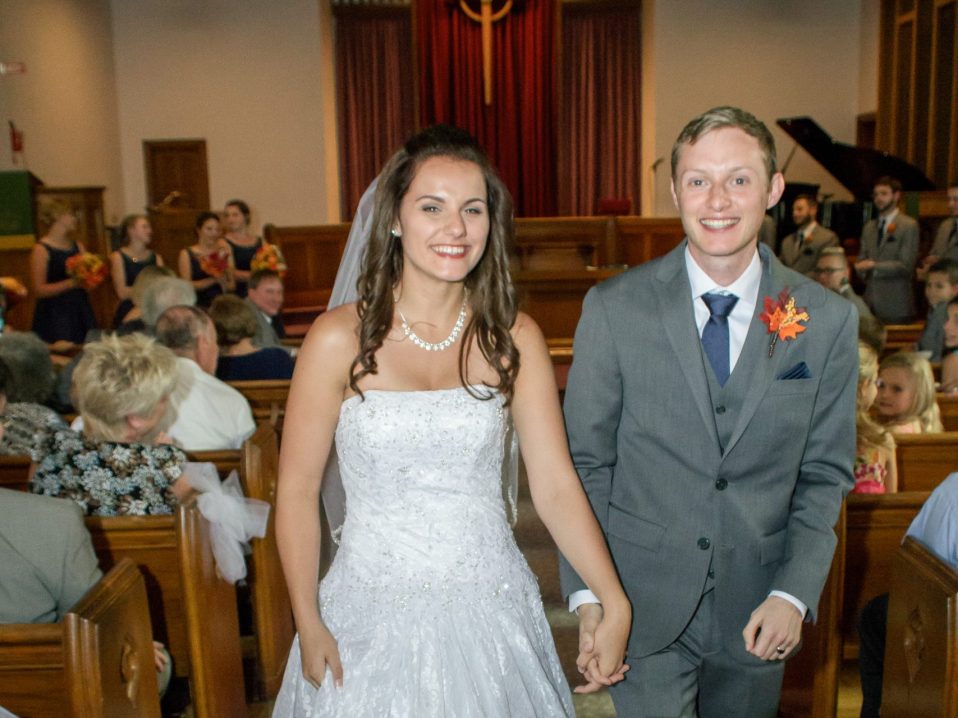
[853,342,897,493]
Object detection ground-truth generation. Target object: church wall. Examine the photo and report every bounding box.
[650,0,867,215]
[109,0,339,229]
[0,0,125,222]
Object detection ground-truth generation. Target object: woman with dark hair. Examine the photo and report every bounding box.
[273,126,630,716]
[29,198,98,344]
[109,214,163,328]
[223,199,265,297]
[178,211,234,307]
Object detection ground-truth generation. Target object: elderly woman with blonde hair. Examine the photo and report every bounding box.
[30,333,192,516]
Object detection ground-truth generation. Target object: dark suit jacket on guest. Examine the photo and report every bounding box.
[778,225,840,276]
[559,241,856,661]
[857,213,920,323]
[246,297,287,351]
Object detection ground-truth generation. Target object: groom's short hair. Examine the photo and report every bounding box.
[670,106,777,187]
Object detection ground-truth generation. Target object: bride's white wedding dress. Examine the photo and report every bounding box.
[272,386,573,717]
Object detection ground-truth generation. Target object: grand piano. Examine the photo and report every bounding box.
[773,117,936,242]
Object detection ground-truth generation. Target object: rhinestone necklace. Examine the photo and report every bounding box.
[397,300,467,352]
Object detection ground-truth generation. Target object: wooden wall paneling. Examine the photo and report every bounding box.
[513,268,623,339]
[143,140,210,210]
[264,223,349,310]
[614,216,685,266]
[513,216,614,270]
[930,0,956,183]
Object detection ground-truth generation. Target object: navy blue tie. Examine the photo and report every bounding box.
[701,292,739,386]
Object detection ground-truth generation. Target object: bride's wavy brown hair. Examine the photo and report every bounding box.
[349,125,520,403]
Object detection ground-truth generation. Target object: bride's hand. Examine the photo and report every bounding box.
[300,623,343,689]
[589,602,631,684]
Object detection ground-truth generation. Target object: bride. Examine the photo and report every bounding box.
[272,125,630,716]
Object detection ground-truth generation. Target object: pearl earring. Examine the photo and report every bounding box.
[390,229,401,238]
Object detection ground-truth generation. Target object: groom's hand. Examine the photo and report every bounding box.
[742,596,802,661]
[574,603,606,693]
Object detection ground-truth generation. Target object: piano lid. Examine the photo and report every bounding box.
[776,117,935,199]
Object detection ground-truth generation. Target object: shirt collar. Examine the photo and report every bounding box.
[800,221,818,236]
[881,208,899,224]
[685,245,762,302]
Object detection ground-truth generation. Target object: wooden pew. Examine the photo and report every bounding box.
[884,323,925,353]
[241,424,294,699]
[613,216,685,266]
[513,216,614,270]
[779,505,847,718]
[881,536,958,717]
[0,558,161,717]
[938,393,958,432]
[229,379,291,433]
[176,495,248,718]
[843,492,930,658]
[513,268,624,340]
[0,454,31,492]
[895,432,958,492]
[263,222,348,313]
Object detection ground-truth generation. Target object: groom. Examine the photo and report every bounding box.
[560,106,856,717]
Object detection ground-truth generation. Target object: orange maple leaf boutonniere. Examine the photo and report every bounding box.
[887,222,896,235]
[759,289,810,357]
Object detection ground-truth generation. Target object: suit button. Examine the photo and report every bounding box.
[708,569,715,579]
[698,537,711,550]
[715,478,728,490]
[715,405,726,414]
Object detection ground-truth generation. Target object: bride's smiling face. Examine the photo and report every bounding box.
[393,155,490,286]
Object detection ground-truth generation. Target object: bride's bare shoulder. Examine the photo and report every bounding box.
[299,302,361,362]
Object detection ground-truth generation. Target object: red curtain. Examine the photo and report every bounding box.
[336,9,417,219]
[417,0,557,217]
[558,4,641,216]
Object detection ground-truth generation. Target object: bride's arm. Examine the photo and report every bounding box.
[509,313,631,681]
[276,305,356,687]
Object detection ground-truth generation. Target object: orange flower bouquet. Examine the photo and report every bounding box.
[0,277,28,307]
[65,252,109,290]
[199,248,230,278]
[250,243,287,278]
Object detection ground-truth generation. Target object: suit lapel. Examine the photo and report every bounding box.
[723,247,799,456]
[653,242,721,449]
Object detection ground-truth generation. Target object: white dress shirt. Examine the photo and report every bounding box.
[168,357,256,451]
[569,247,808,619]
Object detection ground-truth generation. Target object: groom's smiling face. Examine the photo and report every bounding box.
[671,126,784,280]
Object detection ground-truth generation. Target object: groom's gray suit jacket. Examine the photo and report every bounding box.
[559,241,856,662]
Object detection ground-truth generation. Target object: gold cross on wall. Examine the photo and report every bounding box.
[458,0,514,105]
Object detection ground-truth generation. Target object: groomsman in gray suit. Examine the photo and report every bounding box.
[560,106,856,717]
[854,177,920,323]
[246,268,288,350]
[777,194,840,276]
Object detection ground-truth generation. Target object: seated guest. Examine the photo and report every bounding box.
[116,264,177,333]
[855,176,920,324]
[940,296,958,392]
[814,247,873,320]
[0,487,172,694]
[52,276,198,412]
[0,355,67,455]
[246,268,287,349]
[778,194,840,275]
[916,259,958,361]
[154,305,255,450]
[109,214,164,329]
[0,330,57,405]
[209,295,294,381]
[854,343,897,494]
[31,333,190,516]
[876,351,943,434]
[857,472,958,718]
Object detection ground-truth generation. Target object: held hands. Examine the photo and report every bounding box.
[574,602,631,693]
[742,595,803,661]
[299,623,343,690]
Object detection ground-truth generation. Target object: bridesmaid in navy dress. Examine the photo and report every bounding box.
[178,211,234,308]
[29,198,98,344]
[109,214,163,328]
[223,199,265,298]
